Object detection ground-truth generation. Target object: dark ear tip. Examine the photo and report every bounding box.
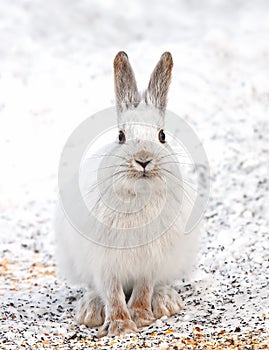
[161,51,172,58]
[161,52,173,66]
[114,51,129,68]
[118,51,128,57]
[114,51,128,61]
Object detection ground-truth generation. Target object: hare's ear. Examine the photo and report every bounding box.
[114,51,140,114]
[145,52,173,113]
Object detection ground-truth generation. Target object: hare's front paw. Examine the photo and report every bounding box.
[98,319,138,337]
[75,291,105,327]
[128,306,155,328]
[152,285,183,319]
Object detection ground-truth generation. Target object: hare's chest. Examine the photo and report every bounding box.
[95,190,168,229]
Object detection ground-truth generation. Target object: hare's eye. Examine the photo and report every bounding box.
[158,129,166,143]
[119,130,126,144]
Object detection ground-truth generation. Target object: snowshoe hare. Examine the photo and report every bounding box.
[55,51,199,336]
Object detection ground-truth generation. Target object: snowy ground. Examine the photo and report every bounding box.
[1,0,269,348]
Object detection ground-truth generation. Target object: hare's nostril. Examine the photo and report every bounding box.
[135,159,152,169]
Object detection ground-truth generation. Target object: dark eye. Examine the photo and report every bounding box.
[158,129,166,143]
[119,130,126,144]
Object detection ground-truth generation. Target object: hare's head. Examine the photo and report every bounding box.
[113,51,175,181]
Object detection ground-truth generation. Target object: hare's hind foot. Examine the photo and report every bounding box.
[75,290,105,327]
[152,285,183,319]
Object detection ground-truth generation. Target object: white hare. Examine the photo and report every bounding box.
[55,52,200,336]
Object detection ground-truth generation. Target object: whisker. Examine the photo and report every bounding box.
[82,169,128,197]
[158,152,189,161]
[162,168,198,191]
[182,176,206,190]
[89,163,129,174]
[85,154,129,161]
[160,168,183,182]
[85,174,127,214]
[118,145,134,161]
[160,169,196,204]
[159,161,196,167]
[59,171,127,215]
[182,178,198,192]
[153,143,170,160]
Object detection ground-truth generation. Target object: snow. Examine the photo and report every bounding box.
[1,0,269,348]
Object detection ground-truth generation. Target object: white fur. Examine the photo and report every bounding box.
[55,102,200,297]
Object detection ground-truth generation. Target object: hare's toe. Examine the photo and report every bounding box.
[129,307,155,328]
[98,319,138,337]
[75,291,105,327]
[152,285,183,319]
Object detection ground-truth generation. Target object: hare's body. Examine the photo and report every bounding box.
[55,165,196,290]
[55,52,200,336]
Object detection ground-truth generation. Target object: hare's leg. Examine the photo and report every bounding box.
[75,289,105,327]
[98,279,138,337]
[128,279,155,327]
[152,284,183,319]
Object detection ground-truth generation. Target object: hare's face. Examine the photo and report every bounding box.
[116,120,171,179]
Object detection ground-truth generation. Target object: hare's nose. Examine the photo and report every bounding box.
[135,159,152,169]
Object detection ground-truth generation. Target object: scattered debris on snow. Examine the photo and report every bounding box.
[1,0,269,348]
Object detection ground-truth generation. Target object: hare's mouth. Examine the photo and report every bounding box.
[127,160,159,179]
[129,169,159,179]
